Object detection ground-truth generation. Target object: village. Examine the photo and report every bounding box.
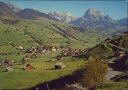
[0,40,90,72]
[0,38,128,73]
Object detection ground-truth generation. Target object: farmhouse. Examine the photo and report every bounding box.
[24,63,35,71]
[52,46,57,51]
[54,62,66,69]
[5,67,13,72]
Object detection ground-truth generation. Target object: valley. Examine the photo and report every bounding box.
[0,1,127,90]
[0,6,103,89]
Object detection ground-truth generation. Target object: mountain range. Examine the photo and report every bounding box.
[71,8,115,28]
[48,11,76,23]
[0,2,128,90]
[0,2,127,34]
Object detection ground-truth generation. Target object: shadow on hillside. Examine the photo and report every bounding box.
[108,58,126,71]
[27,69,84,90]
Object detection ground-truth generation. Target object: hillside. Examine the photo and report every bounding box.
[0,16,105,65]
[0,2,127,90]
[87,31,128,59]
[17,8,53,20]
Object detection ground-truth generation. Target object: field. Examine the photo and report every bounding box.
[0,17,127,90]
[0,51,86,89]
[0,18,93,89]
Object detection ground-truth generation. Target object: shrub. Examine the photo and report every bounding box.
[80,57,108,90]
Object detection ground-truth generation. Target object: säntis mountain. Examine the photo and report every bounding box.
[71,8,115,29]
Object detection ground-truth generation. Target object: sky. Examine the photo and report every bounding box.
[2,0,128,20]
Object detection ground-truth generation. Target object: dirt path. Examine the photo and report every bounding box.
[105,58,122,81]
[105,67,122,81]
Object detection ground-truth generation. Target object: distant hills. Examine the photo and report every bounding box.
[0,2,104,49]
[116,18,128,26]
[0,2,18,18]
[0,2,54,20]
[17,8,53,19]
[0,2,127,36]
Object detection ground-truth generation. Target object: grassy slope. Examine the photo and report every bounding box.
[86,32,128,90]
[87,33,128,59]
[0,51,85,89]
[15,18,102,48]
[0,18,103,89]
[0,18,103,62]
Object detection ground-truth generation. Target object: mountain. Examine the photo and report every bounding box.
[0,2,18,18]
[17,8,53,19]
[71,8,115,29]
[49,11,76,23]
[70,8,127,36]
[7,2,21,12]
[93,18,127,36]
[116,18,128,26]
[0,2,127,37]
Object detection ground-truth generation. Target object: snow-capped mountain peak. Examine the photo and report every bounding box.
[49,11,76,23]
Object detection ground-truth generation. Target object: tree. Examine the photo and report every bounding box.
[80,57,108,90]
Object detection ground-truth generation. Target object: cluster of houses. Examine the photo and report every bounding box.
[0,42,89,71]
[0,60,16,72]
[25,45,57,54]
[60,48,88,57]
[22,45,58,64]
[9,42,58,54]
[7,42,59,64]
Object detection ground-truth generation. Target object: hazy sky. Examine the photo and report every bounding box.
[2,1,127,20]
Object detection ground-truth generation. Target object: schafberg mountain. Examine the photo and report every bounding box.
[71,8,115,29]
[49,11,76,23]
